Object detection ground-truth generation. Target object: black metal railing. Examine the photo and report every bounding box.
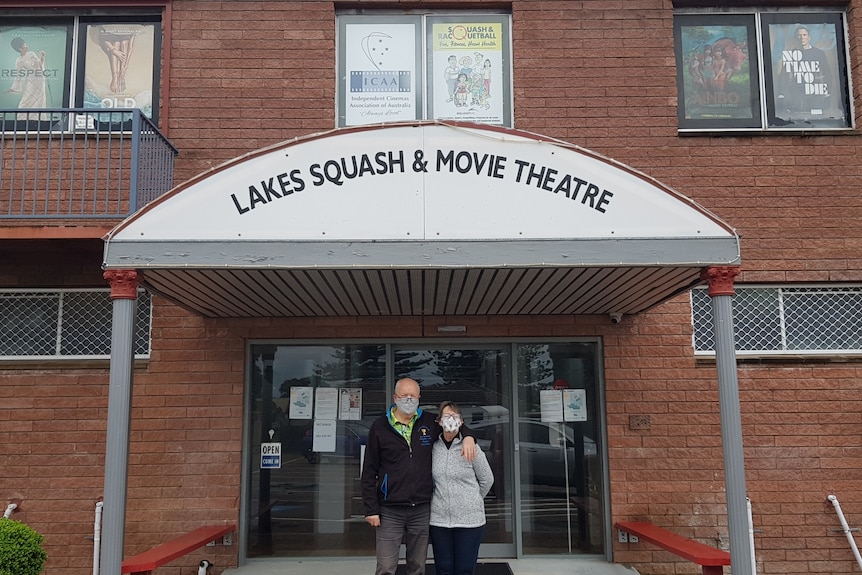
[0,108,177,219]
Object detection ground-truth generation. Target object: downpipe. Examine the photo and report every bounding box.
[93,501,104,575]
[828,494,862,572]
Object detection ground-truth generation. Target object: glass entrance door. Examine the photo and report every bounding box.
[393,345,515,557]
[244,340,603,560]
[516,342,604,554]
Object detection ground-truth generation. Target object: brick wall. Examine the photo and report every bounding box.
[2,1,862,575]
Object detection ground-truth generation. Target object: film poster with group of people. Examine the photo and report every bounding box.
[676,13,849,130]
[340,15,509,127]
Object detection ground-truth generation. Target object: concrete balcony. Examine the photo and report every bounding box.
[0,108,177,230]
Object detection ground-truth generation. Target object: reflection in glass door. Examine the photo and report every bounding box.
[393,346,515,558]
[517,342,604,554]
[246,344,387,558]
[244,341,603,560]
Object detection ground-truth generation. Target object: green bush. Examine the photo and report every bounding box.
[0,518,47,575]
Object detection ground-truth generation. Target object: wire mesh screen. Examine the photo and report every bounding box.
[692,286,862,356]
[0,289,151,359]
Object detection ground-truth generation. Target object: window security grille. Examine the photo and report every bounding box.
[0,289,151,359]
[692,285,862,357]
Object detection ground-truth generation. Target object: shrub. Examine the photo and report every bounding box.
[0,518,47,575]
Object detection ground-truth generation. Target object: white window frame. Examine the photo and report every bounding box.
[336,10,514,128]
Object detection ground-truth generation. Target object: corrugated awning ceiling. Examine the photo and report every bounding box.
[104,122,740,318]
[140,265,704,318]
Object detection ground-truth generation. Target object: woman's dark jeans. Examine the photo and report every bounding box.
[430,524,485,575]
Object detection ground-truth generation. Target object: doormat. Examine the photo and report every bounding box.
[395,563,513,575]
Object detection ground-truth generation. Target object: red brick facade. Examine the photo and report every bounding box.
[1,1,862,575]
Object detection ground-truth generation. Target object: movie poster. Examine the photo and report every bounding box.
[762,14,849,128]
[342,20,418,126]
[428,20,506,125]
[82,23,158,122]
[675,15,760,130]
[0,25,70,119]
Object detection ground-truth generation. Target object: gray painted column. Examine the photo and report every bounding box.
[100,270,139,575]
[703,266,752,575]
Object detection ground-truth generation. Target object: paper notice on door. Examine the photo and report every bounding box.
[539,389,564,422]
[313,419,337,453]
[289,386,313,419]
[563,389,587,422]
[315,387,339,419]
[339,388,362,420]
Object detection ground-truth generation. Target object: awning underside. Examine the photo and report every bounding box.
[139,265,707,318]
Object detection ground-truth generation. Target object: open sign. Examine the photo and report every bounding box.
[260,442,281,469]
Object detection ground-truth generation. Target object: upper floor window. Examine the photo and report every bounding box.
[0,10,162,129]
[674,10,851,132]
[336,11,512,128]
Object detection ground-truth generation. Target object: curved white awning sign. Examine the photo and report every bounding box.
[107,122,737,248]
[103,122,739,318]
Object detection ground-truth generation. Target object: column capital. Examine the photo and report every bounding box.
[103,269,139,299]
[701,266,740,297]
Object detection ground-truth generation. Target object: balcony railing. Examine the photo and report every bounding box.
[0,108,178,220]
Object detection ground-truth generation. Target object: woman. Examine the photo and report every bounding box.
[430,402,494,575]
[5,37,47,119]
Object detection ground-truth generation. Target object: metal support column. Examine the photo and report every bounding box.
[100,270,139,575]
[703,266,752,575]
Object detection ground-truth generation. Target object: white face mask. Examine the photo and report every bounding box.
[395,396,418,416]
[440,414,462,433]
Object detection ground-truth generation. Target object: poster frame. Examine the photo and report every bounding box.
[760,11,851,130]
[75,16,162,130]
[425,14,512,127]
[336,14,423,127]
[674,13,762,131]
[0,20,73,130]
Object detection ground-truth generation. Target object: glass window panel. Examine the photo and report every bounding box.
[393,346,514,549]
[517,342,603,554]
[0,293,59,355]
[246,343,387,558]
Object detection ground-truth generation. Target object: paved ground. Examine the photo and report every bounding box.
[223,557,640,575]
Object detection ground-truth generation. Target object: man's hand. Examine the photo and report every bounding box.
[365,514,381,527]
[461,435,476,461]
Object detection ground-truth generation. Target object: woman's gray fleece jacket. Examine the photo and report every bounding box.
[430,434,495,528]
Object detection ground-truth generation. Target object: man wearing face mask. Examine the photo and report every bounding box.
[362,378,477,575]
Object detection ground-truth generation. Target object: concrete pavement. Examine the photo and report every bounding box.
[223,557,641,575]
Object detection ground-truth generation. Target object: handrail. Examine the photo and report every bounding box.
[0,108,177,219]
[827,495,862,571]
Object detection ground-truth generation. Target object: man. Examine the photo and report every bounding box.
[777,25,833,115]
[361,378,476,575]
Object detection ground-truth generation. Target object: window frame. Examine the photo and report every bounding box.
[691,284,862,359]
[0,288,152,361]
[674,8,853,133]
[0,10,163,131]
[336,10,513,128]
